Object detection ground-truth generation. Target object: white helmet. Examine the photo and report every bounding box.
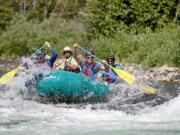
[63,46,71,52]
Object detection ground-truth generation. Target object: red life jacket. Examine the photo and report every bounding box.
[80,62,99,80]
[105,67,110,83]
[104,64,119,83]
[84,64,89,77]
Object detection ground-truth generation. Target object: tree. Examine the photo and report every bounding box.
[0,5,12,31]
[81,0,179,38]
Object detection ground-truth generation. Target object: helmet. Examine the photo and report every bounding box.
[36,50,44,56]
[106,54,115,61]
[63,46,72,52]
[35,50,46,58]
[36,50,46,63]
[85,50,94,57]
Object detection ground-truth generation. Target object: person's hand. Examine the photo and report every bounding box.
[64,60,67,65]
[53,62,59,68]
[62,59,67,64]
[53,59,62,67]
[44,41,51,48]
[73,43,79,48]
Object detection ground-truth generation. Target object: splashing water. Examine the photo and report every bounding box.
[0,57,179,135]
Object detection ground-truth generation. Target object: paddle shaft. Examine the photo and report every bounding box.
[77,46,112,67]
[31,44,46,57]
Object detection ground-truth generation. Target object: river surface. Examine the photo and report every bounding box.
[0,58,180,135]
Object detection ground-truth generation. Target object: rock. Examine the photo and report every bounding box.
[121,63,179,84]
[146,65,180,84]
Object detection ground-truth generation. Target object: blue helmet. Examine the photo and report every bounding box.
[85,50,94,57]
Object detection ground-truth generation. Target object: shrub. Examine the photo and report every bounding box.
[0,14,87,57]
[92,26,180,68]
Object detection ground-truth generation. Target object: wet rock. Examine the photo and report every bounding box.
[119,63,180,85]
[146,65,180,84]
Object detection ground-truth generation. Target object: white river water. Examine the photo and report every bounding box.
[0,58,179,135]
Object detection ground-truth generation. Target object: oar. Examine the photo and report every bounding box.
[77,46,135,84]
[0,67,19,84]
[31,44,46,57]
[102,71,155,94]
[77,45,156,94]
[0,44,45,84]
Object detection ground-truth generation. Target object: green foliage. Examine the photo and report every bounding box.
[93,26,180,68]
[0,14,86,57]
[55,0,86,19]
[0,0,179,68]
[0,0,86,28]
[81,0,179,38]
[26,0,57,21]
[0,5,12,31]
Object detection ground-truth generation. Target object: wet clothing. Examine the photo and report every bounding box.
[55,56,80,73]
[25,47,58,87]
[80,61,101,80]
[36,47,58,68]
[99,64,122,84]
[46,48,58,67]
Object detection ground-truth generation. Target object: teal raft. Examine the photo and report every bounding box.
[36,71,109,97]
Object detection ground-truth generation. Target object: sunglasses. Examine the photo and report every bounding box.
[86,56,93,59]
[107,58,114,62]
[63,51,71,54]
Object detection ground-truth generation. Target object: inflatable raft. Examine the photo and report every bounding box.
[36,71,109,97]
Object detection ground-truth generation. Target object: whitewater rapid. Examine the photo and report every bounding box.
[0,95,180,135]
[0,57,179,135]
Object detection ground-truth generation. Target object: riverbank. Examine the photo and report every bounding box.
[123,64,180,85]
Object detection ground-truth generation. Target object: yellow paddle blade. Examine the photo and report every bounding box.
[139,85,156,94]
[0,67,18,84]
[111,66,135,84]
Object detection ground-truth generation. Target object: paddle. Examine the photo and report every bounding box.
[31,44,46,57]
[0,44,45,84]
[0,67,19,84]
[76,45,156,94]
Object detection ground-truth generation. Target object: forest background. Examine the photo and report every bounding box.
[0,0,179,69]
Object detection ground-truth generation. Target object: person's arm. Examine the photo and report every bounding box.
[64,61,78,70]
[96,62,105,70]
[45,42,58,67]
[96,70,105,82]
[48,47,58,67]
[53,59,64,69]
[100,64,105,70]
[73,43,81,64]
[64,57,80,70]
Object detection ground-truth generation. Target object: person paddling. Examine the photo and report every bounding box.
[33,41,58,68]
[98,54,122,84]
[25,41,58,86]
[73,43,105,80]
[53,46,80,73]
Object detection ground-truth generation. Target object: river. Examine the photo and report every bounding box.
[0,58,180,135]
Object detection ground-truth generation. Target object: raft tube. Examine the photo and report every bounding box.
[36,71,109,97]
